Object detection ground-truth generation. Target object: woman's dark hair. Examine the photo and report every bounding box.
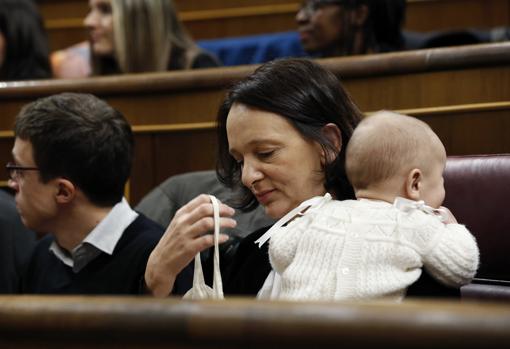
[216,58,362,211]
[321,0,405,56]
[346,0,406,54]
[0,0,52,81]
[363,0,406,52]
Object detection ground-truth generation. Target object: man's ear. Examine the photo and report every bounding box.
[320,123,342,165]
[405,169,422,201]
[349,4,369,27]
[55,178,76,204]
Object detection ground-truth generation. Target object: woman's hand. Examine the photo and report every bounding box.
[144,194,237,297]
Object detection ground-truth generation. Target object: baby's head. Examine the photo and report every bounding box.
[346,111,446,208]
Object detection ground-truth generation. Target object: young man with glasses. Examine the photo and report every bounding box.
[7,92,191,294]
[296,0,406,57]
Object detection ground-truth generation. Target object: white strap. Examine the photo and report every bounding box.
[210,195,224,298]
[257,270,282,300]
[254,193,332,248]
[393,197,448,222]
[183,194,224,300]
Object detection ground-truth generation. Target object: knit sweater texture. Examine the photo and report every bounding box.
[269,199,479,301]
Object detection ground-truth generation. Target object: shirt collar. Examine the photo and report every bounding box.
[82,198,138,255]
[49,198,139,271]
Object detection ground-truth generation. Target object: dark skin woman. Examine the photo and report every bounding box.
[296,0,406,57]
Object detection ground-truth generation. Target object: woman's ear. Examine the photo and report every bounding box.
[320,123,342,165]
[55,178,76,204]
[405,169,422,201]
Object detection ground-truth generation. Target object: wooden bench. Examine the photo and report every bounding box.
[1,43,510,202]
[2,100,509,204]
[0,296,509,349]
[40,0,510,51]
[2,42,509,122]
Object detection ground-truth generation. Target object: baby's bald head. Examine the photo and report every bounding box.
[346,111,446,192]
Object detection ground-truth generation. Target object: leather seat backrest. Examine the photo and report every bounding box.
[443,154,510,281]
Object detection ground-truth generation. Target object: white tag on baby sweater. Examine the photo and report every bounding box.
[254,193,332,248]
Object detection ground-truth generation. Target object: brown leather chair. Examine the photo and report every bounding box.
[443,154,510,300]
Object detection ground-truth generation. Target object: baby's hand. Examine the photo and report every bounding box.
[439,206,458,224]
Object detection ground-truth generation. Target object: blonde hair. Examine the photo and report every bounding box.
[94,0,199,74]
[346,111,444,190]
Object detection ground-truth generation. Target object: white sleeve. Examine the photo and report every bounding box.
[268,216,309,274]
[420,219,480,287]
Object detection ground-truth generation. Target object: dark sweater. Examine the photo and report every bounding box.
[224,226,460,299]
[0,190,36,294]
[22,214,192,295]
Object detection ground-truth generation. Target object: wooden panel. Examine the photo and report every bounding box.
[174,0,297,12]
[345,66,510,111]
[38,0,89,20]
[46,24,88,53]
[131,128,217,204]
[406,0,510,32]
[2,43,509,125]
[2,102,510,205]
[2,44,510,203]
[131,133,155,206]
[184,11,298,40]
[40,0,510,51]
[401,102,510,156]
[0,296,509,349]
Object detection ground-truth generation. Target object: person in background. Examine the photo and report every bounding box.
[0,189,36,293]
[268,111,479,301]
[53,0,219,78]
[0,0,52,81]
[8,93,191,294]
[296,0,406,57]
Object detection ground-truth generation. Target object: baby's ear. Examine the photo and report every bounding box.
[320,123,342,164]
[405,169,422,201]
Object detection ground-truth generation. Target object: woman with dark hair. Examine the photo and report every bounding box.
[144,58,360,297]
[215,58,362,295]
[0,0,52,81]
[144,58,459,299]
[296,0,406,57]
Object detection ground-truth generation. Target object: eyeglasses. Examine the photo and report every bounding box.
[5,162,40,181]
[300,0,345,15]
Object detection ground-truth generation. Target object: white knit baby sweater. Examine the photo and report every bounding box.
[268,197,479,301]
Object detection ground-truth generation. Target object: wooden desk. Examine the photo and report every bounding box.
[0,296,509,349]
[40,0,510,51]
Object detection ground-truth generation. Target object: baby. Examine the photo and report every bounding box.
[268,111,479,301]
